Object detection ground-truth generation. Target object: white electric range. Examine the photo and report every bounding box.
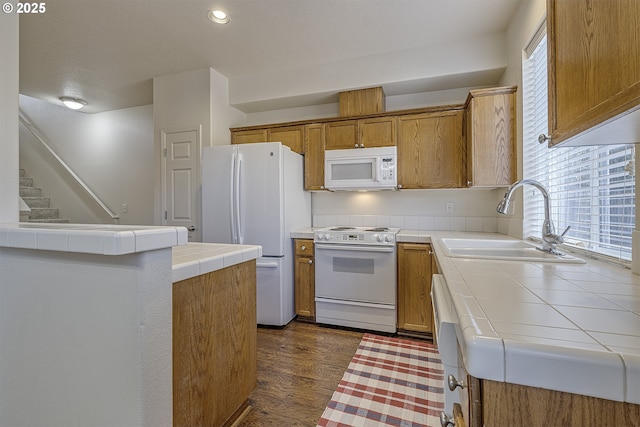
[313,226,399,332]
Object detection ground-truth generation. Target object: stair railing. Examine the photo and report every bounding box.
[19,111,120,223]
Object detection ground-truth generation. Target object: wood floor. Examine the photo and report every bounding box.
[236,321,364,427]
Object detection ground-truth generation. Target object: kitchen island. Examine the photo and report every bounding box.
[0,223,261,427]
[172,242,261,427]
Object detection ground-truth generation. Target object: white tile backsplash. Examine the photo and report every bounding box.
[313,214,500,232]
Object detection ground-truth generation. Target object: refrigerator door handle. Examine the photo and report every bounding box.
[235,154,243,244]
[256,262,279,269]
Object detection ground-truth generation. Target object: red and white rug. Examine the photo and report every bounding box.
[317,333,444,427]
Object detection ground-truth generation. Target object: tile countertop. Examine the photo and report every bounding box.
[0,222,188,255]
[289,228,640,404]
[427,231,640,405]
[172,242,262,283]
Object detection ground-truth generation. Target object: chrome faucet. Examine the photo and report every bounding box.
[497,179,570,255]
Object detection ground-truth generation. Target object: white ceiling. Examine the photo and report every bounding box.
[19,0,523,114]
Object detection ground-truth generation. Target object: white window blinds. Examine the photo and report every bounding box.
[522,31,635,261]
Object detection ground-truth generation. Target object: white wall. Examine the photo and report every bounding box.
[230,32,508,113]
[19,95,155,225]
[0,246,173,427]
[210,68,246,144]
[0,11,19,222]
[153,68,245,230]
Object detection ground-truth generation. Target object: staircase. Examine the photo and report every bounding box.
[19,168,69,223]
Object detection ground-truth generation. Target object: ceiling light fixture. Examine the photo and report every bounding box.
[60,96,87,110]
[207,9,229,24]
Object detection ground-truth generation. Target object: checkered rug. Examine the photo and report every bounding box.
[317,333,444,427]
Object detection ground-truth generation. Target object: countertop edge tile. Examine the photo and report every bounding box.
[0,223,187,254]
[504,339,625,402]
[102,231,136,255]
[7,228,37,249]
[172,243,262,282]
[461,326,505,382]
[621,352,640,404]
[172,260,200,283]
[198,256,224,276]
[35,229,69,252]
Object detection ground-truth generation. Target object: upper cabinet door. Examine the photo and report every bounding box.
[359,116,397,148]
[267,125,305,154]
[465,86,517,187]
[547,0,640,146]
[231,129,268,144]
[324,120,358,150]
[397,110,465,189]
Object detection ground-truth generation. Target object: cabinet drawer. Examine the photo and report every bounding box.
[295,239,314,256]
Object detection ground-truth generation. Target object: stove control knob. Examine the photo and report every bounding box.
[317,233,324,241]
[384,235,392,243]
[375,234,383,242]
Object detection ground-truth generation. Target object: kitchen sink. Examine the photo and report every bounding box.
[439,238,585,264]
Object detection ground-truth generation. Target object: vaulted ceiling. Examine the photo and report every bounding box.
[19,0,522,114]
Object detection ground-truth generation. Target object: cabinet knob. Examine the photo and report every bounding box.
[538,133,551,144]
[301,245,306,251]
[440,412,455,427]
[428,250,434,255]
[448,374,466,391]
[307,259,313,264]
[466,180,472,186]
[360,143,364,148]
[354,143,359,148]
[397,184,403,189]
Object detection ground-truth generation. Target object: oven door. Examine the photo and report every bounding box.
[314,243,396,304]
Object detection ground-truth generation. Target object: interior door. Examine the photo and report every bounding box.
[163,128,200,241]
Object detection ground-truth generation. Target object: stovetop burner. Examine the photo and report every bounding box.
[365,227,390,232]
[329,226,357,231]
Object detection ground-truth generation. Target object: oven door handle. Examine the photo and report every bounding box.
[314,243,395,253]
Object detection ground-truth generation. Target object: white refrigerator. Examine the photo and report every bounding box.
[201,142,311,326]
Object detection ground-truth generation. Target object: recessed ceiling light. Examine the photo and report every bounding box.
[60,96,87,110]
[207,9,229,24]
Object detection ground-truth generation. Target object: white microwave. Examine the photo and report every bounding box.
[324,146,397,191]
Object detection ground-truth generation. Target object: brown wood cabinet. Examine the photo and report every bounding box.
[231,129,267,145]
[267,125,305,154]
[324,117,396,150]
[304,124,325,190]
[396,243,434,335]
[229,89,517,190]
[360,116,396,148]
[173,260,257,427]
[397,110,465,189]
[339,86,385,116]
[464,86,517,187]
[324,120,359,150]
[449,354,640,427]
[231,125,304,154]
[294,239,315,321]
[547,0,640,146]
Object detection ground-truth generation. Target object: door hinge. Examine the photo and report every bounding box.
[164,211,167,220]
[163,148,167,157]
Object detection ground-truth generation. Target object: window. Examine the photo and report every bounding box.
[522,29,635,261]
